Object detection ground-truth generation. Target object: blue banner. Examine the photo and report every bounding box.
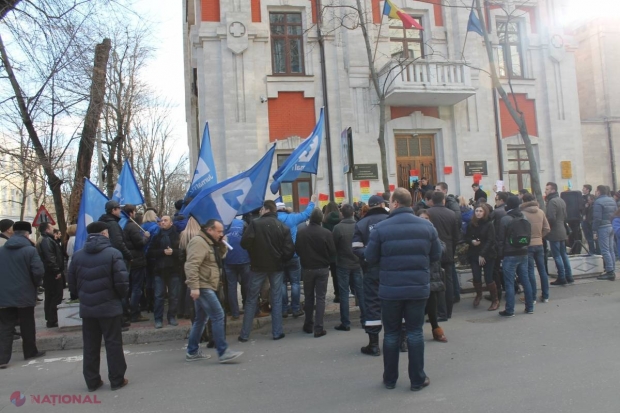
[112,160,145,205]
[185,145,275,227]
[467,9,484,36]
[270,108,324,194]
[186,122,218,199]
[75,178,109,252]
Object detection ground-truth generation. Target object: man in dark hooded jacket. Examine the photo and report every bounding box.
[0,221,45,368]
[68,221,129,392]
[98,200,132,262]
[123,204,150,322]
[36,222,64,328]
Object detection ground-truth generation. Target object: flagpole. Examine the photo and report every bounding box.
[372,12,384,64]
[461,0,476,60]
[129,216,147,234]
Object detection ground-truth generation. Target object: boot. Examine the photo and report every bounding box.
[399,325,408,353]
[473,282,483,308]
[487,282,500,311]
[361,333,381,356]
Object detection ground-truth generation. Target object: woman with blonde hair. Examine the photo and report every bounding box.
[141,209,160,313]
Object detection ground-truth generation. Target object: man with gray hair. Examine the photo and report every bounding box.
[0,221,45,369]
[295,208,336,337]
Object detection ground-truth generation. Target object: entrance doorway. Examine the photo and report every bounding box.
[506,146,531,192]
[277,154,313,212]
[395,134,436,203]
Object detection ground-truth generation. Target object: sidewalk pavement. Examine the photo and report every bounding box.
[15,268,606,353]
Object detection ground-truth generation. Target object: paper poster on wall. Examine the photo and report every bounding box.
[335,190,345,204]
[318,193,329,208]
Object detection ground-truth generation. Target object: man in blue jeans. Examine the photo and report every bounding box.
[545,182,574,286]
[365,188,441,391]
[239,200,295,342]
[185,219,242,363]
[592,185,618,280]
[498,195,534,316]
[520,193,551,303]
[332,204,365,331]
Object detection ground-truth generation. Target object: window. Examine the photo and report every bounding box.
[270,13,304,75]
[277,154,312,211]
[497,21,523,78]
[389,17,424,59]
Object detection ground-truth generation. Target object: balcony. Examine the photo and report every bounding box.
[379,59,476,107]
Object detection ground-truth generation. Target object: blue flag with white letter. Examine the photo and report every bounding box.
[112,160,145,205]
[186,122,218,199]
[467,9,484,36]
[270,108,324,194]
[75,178,109,252]
[185,145,275,227]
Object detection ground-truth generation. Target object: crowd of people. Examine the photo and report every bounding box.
[1,179,619,393]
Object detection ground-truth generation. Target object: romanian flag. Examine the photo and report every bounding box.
[383,0,423,30]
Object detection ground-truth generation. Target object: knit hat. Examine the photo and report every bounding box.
[105,200,121,213]
[276,202,287,211]
[87,222,109,234]
[13,221,32,234]
[0,219,14,233]
[506,195,520,211]
[368,195,385,208]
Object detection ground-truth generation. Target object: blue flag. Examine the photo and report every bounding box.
[75,178,109,252]
[186,122,218,199]
[112,160,145,205]
[270,108,324,194]
[185,145,275,227]
[467,9,484,36]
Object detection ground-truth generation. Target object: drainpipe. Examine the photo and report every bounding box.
[605,117,617,191]
[492,88,504,180]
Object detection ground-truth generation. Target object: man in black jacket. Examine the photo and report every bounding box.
[36,222,64,328]
[296,209,336,337]
[239,200,294,342]
[147,215,181,329]
[68,221,129,392]
[0,221,45,368]
[123,204,150,322]
[98,200,132,263]
[427,192,460,320]
[488,191,509,301]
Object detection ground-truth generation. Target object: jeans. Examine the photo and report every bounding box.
[153,271,181,322]
[302,268,329,332]
[129,267,146,319]
[581,221,599,254]
[187,289,228,357]
[240,271,284,339]
[549,241,573,282]
[381,298,427,387]
[470,257,495,285]
[281,257,301,313]
[224,263,251,317]
[503,255,533,314]
[528,245,549,300]
[336,266,365,327]
[597,226,616,272]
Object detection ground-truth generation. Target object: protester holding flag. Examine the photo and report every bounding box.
[123,204,150,323]
[98,201,132,263]
[141,209,160,313]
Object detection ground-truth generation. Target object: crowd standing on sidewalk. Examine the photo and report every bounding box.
[1,180,619,393]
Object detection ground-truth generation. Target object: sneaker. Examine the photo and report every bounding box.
[566,278,575,284]
[238,336,249,343]
[219,349,243,363]
[168,317,178,326]
[524,309,534,314]
[334,324,350,331]
[550,280,567,286]
[498,311,515,318]
[185,350,212,362]
[292,310,304,318]
[540,297,549,303]
[597,272,616,281]
[154,320,163,329]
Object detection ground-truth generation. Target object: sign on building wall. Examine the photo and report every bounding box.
[560,161,572,179]
[352,164,379,180]
[464,161,488,176]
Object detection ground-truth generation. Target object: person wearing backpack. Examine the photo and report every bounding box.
[497,195,534,317]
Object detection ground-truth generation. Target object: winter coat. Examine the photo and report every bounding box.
[277,202,315,244]
[332,218,360,269]
[428,205,460,263]
[465,218,496,260]
[295,222,337,269]
[184,231,227,291]
[98,213,132,261]
[0,235,44,307]
[545,192,569,241]
[474,188,487,202]
[322,211,341,232]
[352,207,389,266]
[490,204,507,242]
[430,240,447,292]
[147,226,181,272]
[67,234,129,318]
[123,220,148,269]
[224,218,250,265]
[0,233,9,247]
[36,232,64,277]
[592,195,618,231]
[460,206,473,234]
[66,236,75,269]
[498,208,528,257]
[240,212,295,272]
[520,201,550,246]
[445,194,461,216]
[613,217,620,257]
[365,207,442,301]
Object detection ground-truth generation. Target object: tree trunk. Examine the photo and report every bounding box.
[0,0,21,20]
[475,0,544,206]
[20,175,28,220]
[0,33,67,234]
[67,38,112,225]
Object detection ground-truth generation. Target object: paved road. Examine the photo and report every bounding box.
[1,278,619,413]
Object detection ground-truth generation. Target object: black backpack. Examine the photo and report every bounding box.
[506,216,531,248]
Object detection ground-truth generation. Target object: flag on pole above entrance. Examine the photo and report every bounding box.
[382,0,423,30]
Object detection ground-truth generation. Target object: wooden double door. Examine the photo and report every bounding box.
[395,134,436,202]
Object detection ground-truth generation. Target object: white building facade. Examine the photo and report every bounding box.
[183,0,584,209]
